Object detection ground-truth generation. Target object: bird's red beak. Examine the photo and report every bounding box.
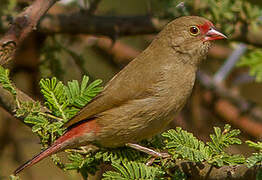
[204,28,227,41]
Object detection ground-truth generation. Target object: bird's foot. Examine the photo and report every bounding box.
[65,145,98,154]
[65,148,88,154]
[126,143,170,158]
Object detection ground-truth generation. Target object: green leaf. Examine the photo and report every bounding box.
[247,153,262,167]
[207,125,241,154]
[162,127,209,162]
[65,75,103,108]
[9,175,20,180]
[206,125,243,166]
[220,154,246,166]
[40,77,68,120]
[65,153,85,170]
[24,114,49,125]
[246,140,262,151]
[15,101,41,117]
[101,147,147,163]
[102,161,165,180]
[51,154,65,170]
[0,65,16,96]
[31,124,43,133]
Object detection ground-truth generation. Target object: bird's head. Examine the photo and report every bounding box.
[155,16,227,65]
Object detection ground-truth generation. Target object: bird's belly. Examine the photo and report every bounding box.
[95,95,187,147]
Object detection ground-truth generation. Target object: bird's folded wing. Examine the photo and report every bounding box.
[63,57,158,128]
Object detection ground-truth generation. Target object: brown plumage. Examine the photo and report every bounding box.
[14,16,226,174]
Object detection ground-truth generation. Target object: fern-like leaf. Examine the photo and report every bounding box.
[102,161,165,180]
[207,124,241,153]
[65,75,103,108]
[39,77,68,120]
[100,147,147,163]
[206,125,243,166]
[246,153,262,168]
[246,140,262,167]
[65,152,101,179]
[0,65,16,96]
[15,101,41,117]
[24,114,49,132]
[162,127,209,162]
[246,140,262,151]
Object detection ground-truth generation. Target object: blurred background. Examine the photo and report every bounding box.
[1,0,262,179]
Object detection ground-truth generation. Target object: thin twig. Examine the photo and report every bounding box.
[213,43,247,84]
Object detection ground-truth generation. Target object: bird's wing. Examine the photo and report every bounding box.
[64,56,158,128]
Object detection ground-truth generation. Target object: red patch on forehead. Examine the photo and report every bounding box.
[197,21,214,34]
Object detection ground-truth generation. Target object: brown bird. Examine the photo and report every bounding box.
[14,16,226,174]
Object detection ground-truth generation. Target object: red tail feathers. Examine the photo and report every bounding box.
[14,119,98,174]
[14,143,62,175]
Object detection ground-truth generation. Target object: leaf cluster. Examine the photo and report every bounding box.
[64,147,151,179]
[0,65,16,97]
[14,75,102,147]
[39,75,102,120]
[103,161,165,180]
[153,0,262,35]
[238,48,262,82]
[162,124,245,167]
[200,0,262,34]
[246,141,262,168]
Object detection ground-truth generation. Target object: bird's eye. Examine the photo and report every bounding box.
[189,26,200,36]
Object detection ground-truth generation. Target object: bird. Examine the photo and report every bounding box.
[14,16,226,174]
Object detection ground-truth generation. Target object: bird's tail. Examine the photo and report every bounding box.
[14,119,96,174]
[14,142,62,175]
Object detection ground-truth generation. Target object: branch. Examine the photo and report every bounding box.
[39,14,159,37]
[0,85,49,126]
[174,160,259,180]
[0,0,58,65]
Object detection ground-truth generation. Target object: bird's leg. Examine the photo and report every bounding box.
[65,148,88,154]
[65,145,98,154]
[146,157,157,166]
[126,143,170,158]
